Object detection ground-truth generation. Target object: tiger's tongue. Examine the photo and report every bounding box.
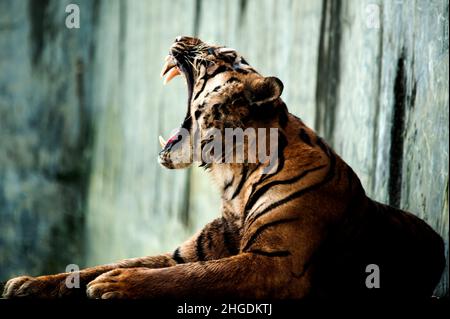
[159,128,182,149]
[167,130,180,144]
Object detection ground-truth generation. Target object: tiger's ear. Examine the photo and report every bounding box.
[248,76,284,105]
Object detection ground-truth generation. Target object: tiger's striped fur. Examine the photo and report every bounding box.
[3,36,445,299]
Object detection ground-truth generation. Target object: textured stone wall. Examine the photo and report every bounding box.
[0,0,448,296]
[0,0,97,280]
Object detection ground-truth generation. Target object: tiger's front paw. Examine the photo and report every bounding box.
[2,275,66,298]
[2,272,87,298]
[86,268,150,299]
[3,276,34,298]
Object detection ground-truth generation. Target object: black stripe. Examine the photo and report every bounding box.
[226,77,240,84]
[208,65,231,76]
[299,128,313,147]
[278,110,289,128]
[316,136,331,156]
[240,57,249,65]
[245,147,336,229]
[244,164,327,219]
[199,163,212,170]
[223,176,235,191]
[236,68,249,74]
[193,65,230,101]
[205,230,214,251]
[172,43,185,52]
[222,218,239,255]
[247,163,261,177]
[181,112,192,130]
[266,133,288,182]
[193,79,208,101]
[242,132,288,216]
[231,165,248,199]
[211,103,222,120]
[172,247,185,264]
[196,229,206,261]
[258,132,288,184]
[248,250,291,257]
[242,217,299,252]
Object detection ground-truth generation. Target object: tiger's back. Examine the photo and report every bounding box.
[306,176,445,298]
[241,112,445,298]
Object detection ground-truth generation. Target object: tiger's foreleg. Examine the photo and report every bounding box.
[1,254,177,298]
[86,252,303,299]
[3,217,239,298]
[86,216,316,299]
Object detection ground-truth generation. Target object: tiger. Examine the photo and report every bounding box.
[3,36,445,299]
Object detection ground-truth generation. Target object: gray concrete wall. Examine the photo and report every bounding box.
[0,0,96,279]
[0,0,448,296]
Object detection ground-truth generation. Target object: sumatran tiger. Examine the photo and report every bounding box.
[3,36,445,299]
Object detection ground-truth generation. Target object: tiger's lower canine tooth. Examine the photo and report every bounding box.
[159,136,167,147]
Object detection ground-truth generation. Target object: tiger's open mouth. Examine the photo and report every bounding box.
[159,52,195,153]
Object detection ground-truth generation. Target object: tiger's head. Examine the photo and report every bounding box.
[158,36,285,170]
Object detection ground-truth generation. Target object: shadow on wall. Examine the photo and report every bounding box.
[0,0,448,297]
